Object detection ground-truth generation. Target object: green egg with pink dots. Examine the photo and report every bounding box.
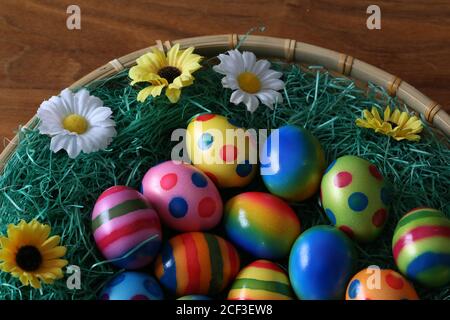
[320,155,390,242]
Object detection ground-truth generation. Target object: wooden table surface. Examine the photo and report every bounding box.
[1,0,449,151]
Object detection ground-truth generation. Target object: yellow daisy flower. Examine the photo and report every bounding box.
[0,220,68,289]
[356,106,423,141]
[129,43,202,103]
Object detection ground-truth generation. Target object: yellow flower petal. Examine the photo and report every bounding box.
[383,106,391,121]
[167,43,180,67]
[356,106,423,142]
[137,85,165,102]
[42,246,67,260]
[165,86,181,103]
[371,107,382,122]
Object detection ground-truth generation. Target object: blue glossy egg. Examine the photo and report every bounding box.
[100,271,164,300]
[260,125,325,202]
[288,225,356,300]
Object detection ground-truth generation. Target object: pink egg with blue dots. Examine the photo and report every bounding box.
[141,161,223,231]
[100,271,164,300]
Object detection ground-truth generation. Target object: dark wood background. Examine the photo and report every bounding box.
[1,0,449,151]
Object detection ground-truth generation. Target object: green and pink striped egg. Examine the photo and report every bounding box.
[320,155,390,242]
[392,208,450,287]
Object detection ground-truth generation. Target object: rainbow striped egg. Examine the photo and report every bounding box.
[228,260,294,300]
[260,125,326,202]
[92,186,162,269]
[224,192,301,259]
[154,232,240,297]
[100,272,164,300]
[392,208,450,287]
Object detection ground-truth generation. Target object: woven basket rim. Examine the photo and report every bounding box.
[1,34,448,172]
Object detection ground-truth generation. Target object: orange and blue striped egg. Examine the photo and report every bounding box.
[154,232,240,297]
[92,186,162,269]
[228,260,294,300]
[186,113,257,188]
[141,161,222,232]
[224,192,301,259]
[346,268,419,300]
[320,155,390,242]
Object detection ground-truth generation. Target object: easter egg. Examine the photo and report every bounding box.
[346,268,419,300]
[154,232,240,296]
[186,113,257,188]
[224,192,301,259]
[100,272,164,300]
[92,186,162,269]
[320,155,390,242]
[228,260,294,300]
[141,161,222,232]
[177,295,211,300]
[289,225,356,300]
[260,125,325,202]
[392,207,450,287]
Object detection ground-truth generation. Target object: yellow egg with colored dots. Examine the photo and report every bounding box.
[186,113,257,188]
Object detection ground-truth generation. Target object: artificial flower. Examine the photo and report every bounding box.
[37,88,117,158]
[0,220,68,289]
[129,43,202,103]
[356,106,423,141]
[213,49,285,112]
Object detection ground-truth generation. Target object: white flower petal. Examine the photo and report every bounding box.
[246,95,260,113]
[222,76,239,90]
[86,107,114,124]
[256,90,283,109]
[259,69,283,82]
[251,59,271,76]
[50,135,69,153]
[261,78,285,91]
[213,53,242,76]
[66,137,81,159]
[228,50,245,74]
[230,90,246,106]
[242,51,256,71]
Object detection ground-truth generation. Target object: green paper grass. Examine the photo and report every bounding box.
[0,62,449,300]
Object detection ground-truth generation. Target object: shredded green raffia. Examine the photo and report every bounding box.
[0,63,449,300]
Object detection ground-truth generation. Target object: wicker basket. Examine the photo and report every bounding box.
[0,34,448,172]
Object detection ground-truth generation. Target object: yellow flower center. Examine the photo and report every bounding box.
[237,72,261,94]
[63,114,88,134]
[158,66,181,84]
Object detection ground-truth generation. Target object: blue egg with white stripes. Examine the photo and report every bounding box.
[289,225,356,300]
[100,272,164,300]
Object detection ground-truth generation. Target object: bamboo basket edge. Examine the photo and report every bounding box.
[0,34,448,173]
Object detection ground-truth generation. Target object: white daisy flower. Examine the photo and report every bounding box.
[37,88,117,159]
[213,49,285,112]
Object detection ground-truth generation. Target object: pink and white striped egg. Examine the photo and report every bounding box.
[92,186,162,269]
[141,161,223,231]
